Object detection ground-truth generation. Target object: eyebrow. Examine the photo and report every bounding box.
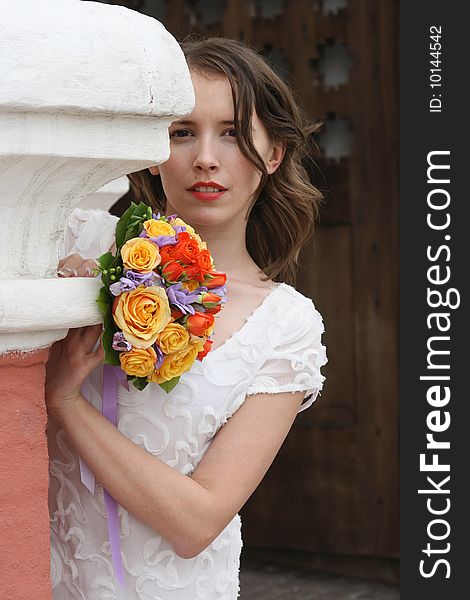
[171,120,235,126]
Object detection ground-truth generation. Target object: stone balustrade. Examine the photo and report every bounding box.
[0,1,194,597]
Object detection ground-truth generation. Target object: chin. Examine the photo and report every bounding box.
[176,205,230,227]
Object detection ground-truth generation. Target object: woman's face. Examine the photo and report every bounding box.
[152,70,283,233]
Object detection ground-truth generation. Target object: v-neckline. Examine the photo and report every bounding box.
[207,281,284,358]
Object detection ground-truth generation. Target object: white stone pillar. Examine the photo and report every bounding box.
[0,1,194,598]
[0,0,194,354]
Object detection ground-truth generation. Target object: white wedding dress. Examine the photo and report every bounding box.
[48,208,327,600]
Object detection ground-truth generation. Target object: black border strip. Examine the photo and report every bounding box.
[400,2,468,597]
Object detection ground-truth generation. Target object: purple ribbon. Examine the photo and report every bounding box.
[102,365,128,587]
[79,365,129,588]
[79,380,96,495]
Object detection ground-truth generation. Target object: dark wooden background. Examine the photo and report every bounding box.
[105,0,399,584]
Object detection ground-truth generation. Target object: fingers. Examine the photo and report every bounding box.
[81,324,103,354]
[63,326,102,359]
[91,342,105,363]
[58,254,99,277]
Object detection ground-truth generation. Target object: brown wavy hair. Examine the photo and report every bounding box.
[128,36,323,285]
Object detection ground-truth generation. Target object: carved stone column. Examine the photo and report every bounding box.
[0,1,194,597]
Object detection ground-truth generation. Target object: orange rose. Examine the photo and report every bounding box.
[205,303,222,315]
[171,306,184,320]
[196,249,212,272]
[113,285,171,348]
[186,311,215,337]
[204,270,227,289]
[120,346,157,378]
[184,264,205,282]
[184,254,212,282]
[198,291,222,308]
[159,245,176,266]
[161,260,185,282]
[121,237,161,273]
[172,232,200,263]
[197,338,213,360]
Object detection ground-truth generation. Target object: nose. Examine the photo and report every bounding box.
[192,135,220,172]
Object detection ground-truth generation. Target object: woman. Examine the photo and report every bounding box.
[47,37,327,599]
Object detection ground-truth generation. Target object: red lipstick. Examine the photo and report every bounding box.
[188,181,227,202]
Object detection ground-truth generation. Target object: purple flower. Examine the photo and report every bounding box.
[112,332,132,352]
[148,234,178,248]
[206,284,228,303]
[109,270,163,296]
[154,344,165,369]
[142,272,164,287]
[109,280,125,296]
[166,282,199,315]
[172,225,187,235]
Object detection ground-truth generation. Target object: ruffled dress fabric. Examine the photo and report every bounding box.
[48,209,328,600]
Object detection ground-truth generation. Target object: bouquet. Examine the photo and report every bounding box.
[96,201,227,393]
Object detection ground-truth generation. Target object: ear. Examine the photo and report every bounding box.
[149,166,160,176]
[266,142,286,175]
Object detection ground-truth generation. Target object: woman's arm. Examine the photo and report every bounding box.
[47,325,305,559]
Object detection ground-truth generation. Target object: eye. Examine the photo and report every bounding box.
[223,128,237,137]
[170,129,192,138]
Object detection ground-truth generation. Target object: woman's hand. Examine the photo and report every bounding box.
[45,325,104,419]
[57,253,99,278]
[47,253,103,419]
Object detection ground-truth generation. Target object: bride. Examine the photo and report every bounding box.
[46,36,327,599]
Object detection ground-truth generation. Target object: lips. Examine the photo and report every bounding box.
[187,181,228,202]
[189,181,227,192]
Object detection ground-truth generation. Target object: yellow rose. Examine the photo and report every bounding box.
[121,237,161,272]
[155,322,190,354]
[120,346,157,378]
[181,279,200,292]
[113,285,171,348]
[150,336,205,384]
[143,219,176,238]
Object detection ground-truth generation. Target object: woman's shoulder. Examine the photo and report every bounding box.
[271,282,324,327]
[237,281,324,353]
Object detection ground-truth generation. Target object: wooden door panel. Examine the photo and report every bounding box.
[299,225,356,427]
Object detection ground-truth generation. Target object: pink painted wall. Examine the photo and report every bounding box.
[0,349,51,600]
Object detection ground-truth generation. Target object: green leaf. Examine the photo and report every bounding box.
[96,200,157,368]
[159,376,180,394]
[115,201,138,249]
[115,201,154,251]
[131,377,149,391]
[97,251,114,271]
[96,286,111,318]
[96,288,120,366]
[101,321,120,366]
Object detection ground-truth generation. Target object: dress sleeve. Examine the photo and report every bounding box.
[62,207,119,260]
[246,300,327,413]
